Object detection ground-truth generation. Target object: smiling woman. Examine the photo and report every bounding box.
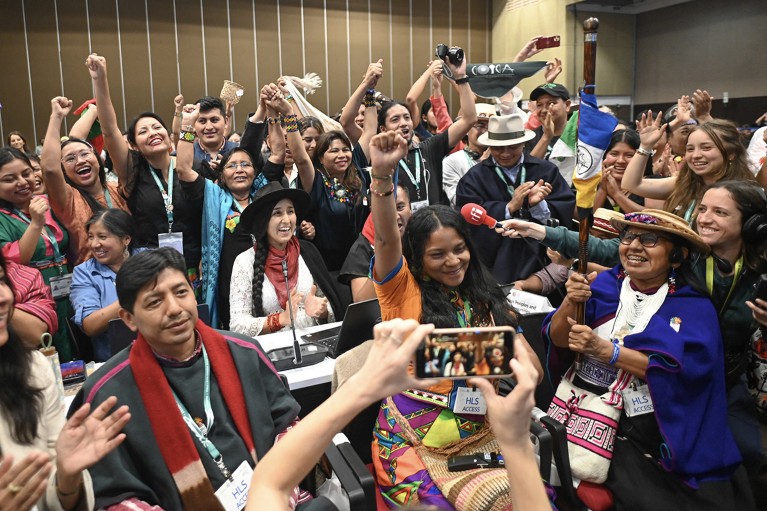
[228,182,343,337]
[41,96,129,266]
[0,148,75,361]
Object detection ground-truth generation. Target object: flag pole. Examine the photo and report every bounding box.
[575,17,600,367]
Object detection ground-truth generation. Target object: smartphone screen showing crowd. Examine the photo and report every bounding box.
[415,326,515,378]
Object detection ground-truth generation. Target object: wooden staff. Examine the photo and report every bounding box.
[575,17,599,367]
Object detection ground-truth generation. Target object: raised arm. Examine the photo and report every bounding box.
[13,197,49,265]
[370,131,409,279]
[40,97,74,210]
[272,84,314,192]
[176,104,201,183]
[621,111,676,199]
[340,60,383,146]
[444,52,477,149]
[86,54,130,184]
[68,103,98,140]
[406,61,440,126]
[692,89,713,124]
[246,319,437,511]
[170,94,184,149]
[513,36,544,62]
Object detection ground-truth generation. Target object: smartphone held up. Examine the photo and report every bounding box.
[415,326,515,379]
[536,35,561,50]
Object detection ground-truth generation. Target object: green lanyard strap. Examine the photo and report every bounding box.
[449,290,473,328]
[150,160,175,232]
[103,187,114,209]
[171,345,233,481]
[397,150,426,201]
[706,255,743,314]
[493,164,526,198]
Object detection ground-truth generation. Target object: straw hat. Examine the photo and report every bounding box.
[592,209,623,236]
[477,114,535,147]
[610,209,709,254]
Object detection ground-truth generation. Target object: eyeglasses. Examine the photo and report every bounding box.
[62,150,93,166]
[224,161,253,170]
[472,123,489,132]
[619,230,671,248]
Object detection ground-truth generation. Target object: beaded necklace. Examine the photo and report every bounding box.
[319,170,355,203]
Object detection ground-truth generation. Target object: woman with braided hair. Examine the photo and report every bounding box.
[228,182,344,337]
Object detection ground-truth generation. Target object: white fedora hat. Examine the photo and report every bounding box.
[477,113,535,147]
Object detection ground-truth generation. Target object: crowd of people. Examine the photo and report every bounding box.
[0,33,766,510]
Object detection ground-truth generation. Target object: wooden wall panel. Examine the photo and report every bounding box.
[0,0,493,139]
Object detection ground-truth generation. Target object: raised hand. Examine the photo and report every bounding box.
[442,46,467,77]
[540,107,555,138]
[468,337,539,449]
[0,453,51,511]
[174,94,185,113]
[28,197,49,227]
[269,83,292,116]
[692,89,712,121]
[364,59,384,89]
[85,53,107,81]
[50,96,73,118]
[544,57,563,83]
[55,396,130,478]
[514,36,544,62]
[636,110,667,150]
[369,131,408,176]
[674,95,692,124]
[181,103,200,127]
[300,220,315,240]
[303,285,329,319]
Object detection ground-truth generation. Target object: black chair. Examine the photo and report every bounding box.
[65,317,94,363]
[108,303,211,356]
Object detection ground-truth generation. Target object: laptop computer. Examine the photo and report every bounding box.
[301,298,382,358]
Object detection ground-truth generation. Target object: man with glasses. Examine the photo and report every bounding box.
[442,103,496,206]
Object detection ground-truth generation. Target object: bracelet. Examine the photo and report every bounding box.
[284,93,294,101]
[181,124,195,132]
[455,76,470,85]
[56,475,83,497]
[608,341,621,366]
[266,116,280,126]
[370,173,392,181]
[180,130,196,143]
[282,114,299,132]
[636,147,655,157]
[364,91,377,108]
[174,112,183,119]
[369,183,395,197]
[267,313,283,332]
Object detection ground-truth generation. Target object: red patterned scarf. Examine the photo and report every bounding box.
[130,320,257,511]
[264,236,300,309]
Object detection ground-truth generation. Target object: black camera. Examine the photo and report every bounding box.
[435,44,464,67]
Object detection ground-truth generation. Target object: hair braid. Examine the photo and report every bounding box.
[251,240,269,317]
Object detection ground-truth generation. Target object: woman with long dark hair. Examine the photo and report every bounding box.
[6,131,31,153]
[0,250,130,510]
[87,54,204,293]
[228,183,343,337]
[0,148,74,360]
[41,97,128,265]
[70,209,138,362]
[367,131,543,508]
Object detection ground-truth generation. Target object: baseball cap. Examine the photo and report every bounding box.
[530,83,570,101]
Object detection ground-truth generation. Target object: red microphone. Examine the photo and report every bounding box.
[460,203,503,229]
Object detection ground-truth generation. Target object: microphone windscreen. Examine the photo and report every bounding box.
[461,203,497,228]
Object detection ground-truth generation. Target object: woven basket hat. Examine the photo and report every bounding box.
[610,209,710,255]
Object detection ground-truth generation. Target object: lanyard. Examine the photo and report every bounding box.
[449,291,473,327]
[13,209,66,273]
[150,160,175,232]
[103,187,113,209]
[464,149,478,168]
[171,345,233,480]
[397,150,425,201]
[706,255,743,314]
[493,164,526,198]
[230,194,250,214]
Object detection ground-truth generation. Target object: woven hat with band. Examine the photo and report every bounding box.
[610,209,709,255]
[477,113,535,147]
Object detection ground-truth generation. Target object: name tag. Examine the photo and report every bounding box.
[215,461,253,511]
[158,232,184,255]
[50,273,73,299]
[622,385,654,417]
[410,200,429,212]
[453,387,487,415]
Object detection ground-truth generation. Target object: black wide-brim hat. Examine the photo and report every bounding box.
[238,182,312,240]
